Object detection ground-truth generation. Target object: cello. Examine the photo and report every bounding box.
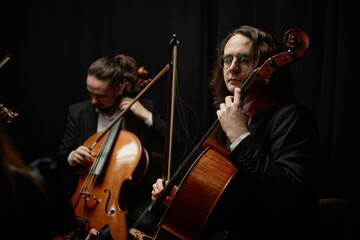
[55,64,170,240]
[130,28,310,240]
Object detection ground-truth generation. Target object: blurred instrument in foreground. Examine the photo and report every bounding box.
[1,53,19,123]
[0,53,10,69]
[0,103,19,123]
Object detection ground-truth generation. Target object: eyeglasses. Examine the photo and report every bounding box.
[218,53,250,69]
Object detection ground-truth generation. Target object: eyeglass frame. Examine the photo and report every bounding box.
[218,53,251,69]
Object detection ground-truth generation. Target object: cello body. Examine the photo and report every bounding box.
[155,125,237,240]
[56,122,148,240]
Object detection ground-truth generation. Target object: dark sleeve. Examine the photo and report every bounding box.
[228,104,320,206]
[56,106,77,169]
[57,101,97,169]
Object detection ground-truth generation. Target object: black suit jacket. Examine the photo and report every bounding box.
[202,100,320,239]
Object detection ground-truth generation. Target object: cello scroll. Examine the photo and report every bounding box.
[258,28,309,79]
[241,28,309,98]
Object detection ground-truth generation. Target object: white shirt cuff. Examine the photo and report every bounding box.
[145,112,153,126]
[229,132,251,151]
[68,151,76,166]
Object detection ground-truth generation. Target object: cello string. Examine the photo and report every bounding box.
[80,118,123,202]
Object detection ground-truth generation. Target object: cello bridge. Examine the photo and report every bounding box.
[80,192,101,203]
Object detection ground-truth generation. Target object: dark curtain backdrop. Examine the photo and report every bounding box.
[1,0,359,205]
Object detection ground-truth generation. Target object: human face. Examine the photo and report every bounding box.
[86,75,122,115]
[223,34,252,94]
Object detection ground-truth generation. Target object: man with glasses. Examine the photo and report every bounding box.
[151,25,320,239]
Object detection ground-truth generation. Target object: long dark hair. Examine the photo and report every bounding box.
[209,25,293,108]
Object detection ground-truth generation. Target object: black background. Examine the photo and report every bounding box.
[1,0,359,205]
